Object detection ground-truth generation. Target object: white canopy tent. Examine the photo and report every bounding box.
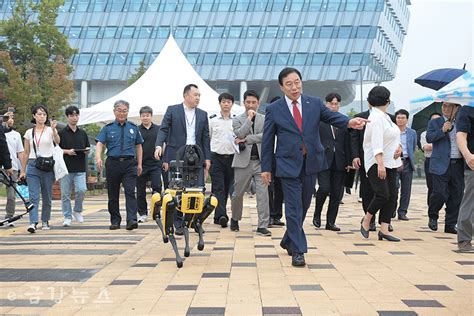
[78,35,243,126]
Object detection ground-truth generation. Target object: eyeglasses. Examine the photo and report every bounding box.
[115,109,129,113]
[284,80,302,88]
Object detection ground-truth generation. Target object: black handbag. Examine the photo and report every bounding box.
[32,127,55,172]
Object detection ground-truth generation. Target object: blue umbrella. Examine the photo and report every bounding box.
[415,68,467,91]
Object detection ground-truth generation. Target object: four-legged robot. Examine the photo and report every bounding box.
[150,145,217,268]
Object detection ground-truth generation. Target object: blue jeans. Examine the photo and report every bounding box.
[60,172,87,218]
[26,160,54,224]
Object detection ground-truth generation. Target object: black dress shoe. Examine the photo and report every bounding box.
[230,219,239,231]
[325,223,341,231]
[388,224,394,232]
[109,224,120,230]
[126,220,138,231]
[292,253,306,267]
[272,218,285,226]
[398,214,409,221]
[360,218,369,238]
[369,222,377,232]
[218,216,228,228]
[378,231,400,242]
[444,225,457,234]
[428,218,438,231]
[280,241,292,256]
[312,217,321,228]
[175,227,184,235]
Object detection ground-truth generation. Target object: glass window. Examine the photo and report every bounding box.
[235,0,250,10]
[291,0,305,10]
[78,53,92,65]
[130,53,145,65]
[192,26,206,38]
[356,26,370,38]
[221,53,235,65]
[200,0,214,11]
[246,26,260,38]
[92,0,107,12]
[77,0,90,12]
[228,26,242,38]
[326,0,341,11]
[311,53,326,65]
[113,53,128,65]
[146,0,160,11]
[364,0,379,11]
[330,53,345,65]
[156,26,170,38]
[210,26,225,38]
[128,0,143,11]
[203,53,217,64]
[110,0,125,11]
[103,26,117,38]
[59,0,73,12]
[174,26,188,38]
[186,53,200,65]
[263,26,279,38]
[217,0,232,11]
[69,26,82,39]
[138,26,153,38]
[283,26,297,38]
[293,53,308,65]
[121,26,135,38]
[337,26,352,38]
[271,0,287,11]
[345,0,360,11]
[95,53,110,65]
[161,0,177,11]
[182,1,196,11]
[308,0,322,10]
[319,26,334,38]
[254,0,268,11]
[257,53,271,65]
[239,53,253,65]
[148,52,159,64]
[275,53,290,65]
[85,26,100,38]
[300,26,314,38]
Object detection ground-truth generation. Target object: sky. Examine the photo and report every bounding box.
[354,0,473,112]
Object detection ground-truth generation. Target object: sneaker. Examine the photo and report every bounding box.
[27,223,37,233]
[256,227,272,236]
[138,214,148,223]
[63,218,72,227]
[42,221,50,230]
[73,211,84,223]
[7,222,15,227]
[230,219,239,232]
[458,240,473,252]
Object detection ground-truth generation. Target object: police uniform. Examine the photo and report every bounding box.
[96,120,144,226]
[209,113,235,224]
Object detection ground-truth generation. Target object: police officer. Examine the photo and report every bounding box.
[95,100,144,231]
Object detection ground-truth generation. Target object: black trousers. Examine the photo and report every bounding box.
[428,159,465,226]
[366,164,398,225]
[136,165,162,216]
[210,152,234,221]
[359,166,376,224]
[105,158,138,225]
[268,175,283,220]
[424,158,433,206]
[314,167,345,225]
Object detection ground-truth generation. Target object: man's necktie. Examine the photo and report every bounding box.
[292,100,302,132]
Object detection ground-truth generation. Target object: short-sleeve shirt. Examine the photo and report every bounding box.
[59,125,90,173]
[139,123,161,167]
[24,126,55,159]
[456,106,474,170]
[96,120,144,157]
[5,129,24,171]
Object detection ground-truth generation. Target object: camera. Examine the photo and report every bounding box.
[168,145,205,189]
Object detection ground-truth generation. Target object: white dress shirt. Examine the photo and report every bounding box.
[284,95,302,118]
[420,131,432,158]
[209,113,235,155]
[183,104,196,145]
[363,107,402,171]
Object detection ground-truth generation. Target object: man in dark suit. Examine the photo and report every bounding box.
[154,84,211,234]
[426,102,464,234]
[313,92,352,231]
[261,68,367,267]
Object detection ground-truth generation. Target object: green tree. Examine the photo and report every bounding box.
[0,0,76,133]
[127,60,147,86]
[346,108,358,118]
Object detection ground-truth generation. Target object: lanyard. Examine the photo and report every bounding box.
[34,128,45,148]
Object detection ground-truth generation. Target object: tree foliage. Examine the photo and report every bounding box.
[346,108,358,118]
[0,0,76,133]
[127,60,147,87]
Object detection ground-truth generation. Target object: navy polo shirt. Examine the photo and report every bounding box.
[456,106,474,170]
[96,120,144,158]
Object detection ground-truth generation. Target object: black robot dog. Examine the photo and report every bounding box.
[150,145,217,268]
[0,169,34,227]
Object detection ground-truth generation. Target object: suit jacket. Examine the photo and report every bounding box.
[319,121,351,171]
[401,127,417,170]
[0,126,12,170]
[232,112,264,168]
[426,116,455,175]
[156,103,211,163]
[262,95,349,178]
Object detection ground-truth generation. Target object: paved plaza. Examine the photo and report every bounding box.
[0,182,472,315]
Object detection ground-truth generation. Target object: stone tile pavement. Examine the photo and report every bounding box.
[0,182,472,315]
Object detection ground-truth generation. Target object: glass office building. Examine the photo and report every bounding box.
[0,0,410,107]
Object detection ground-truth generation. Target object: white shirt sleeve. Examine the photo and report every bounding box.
[370,115,385,157]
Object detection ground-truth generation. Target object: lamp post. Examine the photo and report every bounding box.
[351,68,363,113]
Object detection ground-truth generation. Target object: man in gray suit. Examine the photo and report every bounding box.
[230,90,271,236]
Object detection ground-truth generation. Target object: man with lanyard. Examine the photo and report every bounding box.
[136,106,162,223]
[209,92,236,228]
[96,100,144,231]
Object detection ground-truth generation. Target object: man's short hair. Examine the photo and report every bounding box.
[325,92,341,103]
[243,90,260,102]
[278,67,302,86]
[218,92,234,103]
[183,84,199,96]
[269,96,281,103]
[367,86,390,107]
[114,100,130,109]
[395,109,410,119]
[65,105,80,116]
[139,106,153,115]
[430,112,442,119]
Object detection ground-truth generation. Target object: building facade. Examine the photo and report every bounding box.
[0,0,410,107]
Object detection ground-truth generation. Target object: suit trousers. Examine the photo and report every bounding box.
[424,158,433,206]
[105,158,138,225]
[396,159,414,216]
[210,152,234,221]
[458,169,474,243]
[366,165,398,225]
[280,157,317,254]
[268,175,283,220]
[231,159,269,228]
[136,165,162,216]
[314,167,345,225]
[428,159,465,227]
[359,166,376,224]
